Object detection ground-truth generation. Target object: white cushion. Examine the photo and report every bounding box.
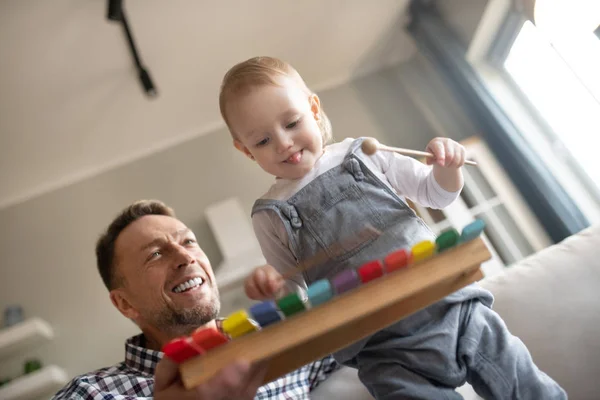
[477,224,600,400]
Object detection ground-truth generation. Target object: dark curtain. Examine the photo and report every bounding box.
[406,0,590,243]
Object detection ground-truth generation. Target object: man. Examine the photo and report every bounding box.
[52,200,338,399]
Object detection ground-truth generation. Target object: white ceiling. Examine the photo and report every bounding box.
[0,0,416,209]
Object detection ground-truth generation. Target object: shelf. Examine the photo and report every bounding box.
[0,365,68,400]
[0,318,54,360]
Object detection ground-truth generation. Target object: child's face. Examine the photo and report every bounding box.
[228,77,324,180]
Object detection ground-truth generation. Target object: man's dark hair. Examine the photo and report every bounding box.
[96,200,175,290]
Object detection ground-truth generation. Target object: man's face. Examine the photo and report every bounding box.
[111,215,220,337]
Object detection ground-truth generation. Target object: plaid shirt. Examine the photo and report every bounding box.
[52,334,339,399]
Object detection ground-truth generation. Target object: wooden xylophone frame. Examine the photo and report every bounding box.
[179,237,491,389]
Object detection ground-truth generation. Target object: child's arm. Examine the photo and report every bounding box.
[365,137,466,209]
[248,211,308,299]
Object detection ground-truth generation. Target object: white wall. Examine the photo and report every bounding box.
[0,0,415,211]
[396,52,482,142]
[0,64,442,388]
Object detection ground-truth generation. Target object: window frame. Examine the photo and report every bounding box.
[469,6,600,221]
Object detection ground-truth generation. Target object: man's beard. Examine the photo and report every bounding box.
[154,294,221,336]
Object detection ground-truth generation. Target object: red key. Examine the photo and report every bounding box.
[357,260,384,283]
[384,249,411,273]
[162,337,202,364]
[192,326,229,351]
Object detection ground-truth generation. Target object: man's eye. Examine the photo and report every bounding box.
[257,138,269,146]
[149,251,161,260]
[184,239,196,245]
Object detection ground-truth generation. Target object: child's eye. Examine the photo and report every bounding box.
[257,138,269,147]
[286,119,300,129]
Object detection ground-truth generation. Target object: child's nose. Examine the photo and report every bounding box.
[276,135,293,154]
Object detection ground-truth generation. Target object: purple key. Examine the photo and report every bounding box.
[331,269,360,294]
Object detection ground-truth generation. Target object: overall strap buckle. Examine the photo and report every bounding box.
[343,157,365,181]
[281,203,303,229]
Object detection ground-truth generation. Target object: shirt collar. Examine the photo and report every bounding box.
[124,319,225,376]
[124,334,163,376]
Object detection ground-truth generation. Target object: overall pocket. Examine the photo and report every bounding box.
[302,183,385,262]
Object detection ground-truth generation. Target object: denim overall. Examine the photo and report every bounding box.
[252,139,567,399]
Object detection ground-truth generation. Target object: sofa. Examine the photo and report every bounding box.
[312,224,600,399]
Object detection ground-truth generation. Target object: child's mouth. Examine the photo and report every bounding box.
[285,150,303,164]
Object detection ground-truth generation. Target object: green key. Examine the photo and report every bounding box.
[436,228,460,252]
[277,292,305,317]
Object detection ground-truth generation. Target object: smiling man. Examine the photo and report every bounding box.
[52,200,337,400]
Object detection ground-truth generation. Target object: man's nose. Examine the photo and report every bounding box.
[173,245,194,268]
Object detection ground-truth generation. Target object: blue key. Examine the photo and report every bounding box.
[249,301,281,327]
[460,219,486,242]
[307,279,334,307]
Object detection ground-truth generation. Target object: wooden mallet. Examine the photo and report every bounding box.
[361,138,477,166]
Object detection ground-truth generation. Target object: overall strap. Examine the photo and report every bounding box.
[341,137,369,181]
[251,199,302,260]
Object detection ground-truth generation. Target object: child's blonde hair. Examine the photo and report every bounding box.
[219,56,333,144]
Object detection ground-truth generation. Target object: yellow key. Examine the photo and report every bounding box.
[411,240,436,263]
[222,310,258,338]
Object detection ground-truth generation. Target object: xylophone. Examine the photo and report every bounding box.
[163,219,490,389]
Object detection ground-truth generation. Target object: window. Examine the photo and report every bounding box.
[503,20,600,192]
[471,5,600,224]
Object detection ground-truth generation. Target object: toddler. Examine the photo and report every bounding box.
[218,56,566,400]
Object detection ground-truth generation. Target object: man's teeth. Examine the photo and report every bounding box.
[173,277,204,293]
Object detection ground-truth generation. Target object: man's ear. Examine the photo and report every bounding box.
[310,94,321,121]
[233,139,255,160]
[110,289,140,321]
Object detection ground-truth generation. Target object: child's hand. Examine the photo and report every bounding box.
[425,137,466,168]
[244,265,285,300]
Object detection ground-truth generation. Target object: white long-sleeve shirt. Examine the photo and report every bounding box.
[252,138,461,292]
